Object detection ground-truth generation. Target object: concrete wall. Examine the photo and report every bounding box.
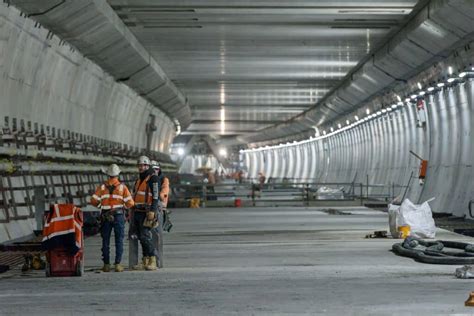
[243,79,474,218]
[0,3,177,243]
[0,3,176,153]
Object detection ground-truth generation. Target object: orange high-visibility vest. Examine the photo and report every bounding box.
[133,175,153,207]
[42,204,83,250]
[160,177,170,207]
[91,178,134,211]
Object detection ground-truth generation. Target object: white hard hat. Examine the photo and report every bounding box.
[151,160,161,170]
[103,164,121,177]
[137,155,150,165]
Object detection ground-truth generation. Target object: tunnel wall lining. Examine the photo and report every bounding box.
[243,80,473,218]
[0,3,176,154]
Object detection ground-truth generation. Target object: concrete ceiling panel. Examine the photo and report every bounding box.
[406,7,461,55]
[147,83,177,104]
[126,67,167,95]
[373,47,414,79]
[10,0,191,129]
[431,0,474,37]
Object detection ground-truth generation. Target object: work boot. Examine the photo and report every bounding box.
[114,263,124,272]
[102,264,111,272]
[145,256,157,271]
[132,257,148,270]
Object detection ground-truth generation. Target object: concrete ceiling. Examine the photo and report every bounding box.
[107,0,419,139]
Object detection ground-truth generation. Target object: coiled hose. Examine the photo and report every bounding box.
[392,237,474,264]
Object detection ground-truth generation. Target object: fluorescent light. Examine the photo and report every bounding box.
[448,66,453,75]
[417,82,422,90]
[337,124,342,129]
[323,130,327,135]
[419,91,426,96]
[392,104,398,109]
[459,72,467,78]
[177,148,184,156]
[437,82,445,88]
[396,95,402,102]
[397,102,404,106]
[447,77,456,83]
[346,120,350,125]
[427,87,434,92]
[381,109,387,113]
[330,127,334,132]
[405,98,411,102]
[386,107,392,112]
[366,108,370,115]
[219,148,227,157]
[354,115,359,121]
[410,94,417,99]
[376,111,382,116]
[220,107,226,134]
[220,84,226,104]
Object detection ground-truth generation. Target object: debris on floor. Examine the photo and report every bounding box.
[322,208,352,215]
[455,265,474,279]
[365,230,388,238]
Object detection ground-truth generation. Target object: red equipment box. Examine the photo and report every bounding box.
[43,204,84,277]
[46,245,84,277]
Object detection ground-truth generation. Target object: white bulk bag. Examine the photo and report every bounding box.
[397,198,436,238]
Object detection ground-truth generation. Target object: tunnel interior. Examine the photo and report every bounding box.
[0,0,474,314]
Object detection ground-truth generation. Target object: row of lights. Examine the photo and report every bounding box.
[241,66,473,153]
[176,147,227,158]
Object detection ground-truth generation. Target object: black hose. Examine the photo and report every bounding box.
[392,237,474,264]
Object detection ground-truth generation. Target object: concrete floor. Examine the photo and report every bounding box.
[1,206,474,315]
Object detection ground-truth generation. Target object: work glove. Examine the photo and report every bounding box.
[146,211,155,221]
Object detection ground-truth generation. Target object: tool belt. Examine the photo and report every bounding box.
[134,205,150,212]
[100,208,124,223]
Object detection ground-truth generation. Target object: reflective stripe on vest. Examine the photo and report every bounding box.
[96,182,129,211]
[134,175,152,206]
[42,204,83,249]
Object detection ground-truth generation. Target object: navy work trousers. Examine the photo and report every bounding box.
[101,213,125,264]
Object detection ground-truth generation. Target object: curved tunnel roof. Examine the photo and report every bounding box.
[9,0,474,148]
[9,0,423,144]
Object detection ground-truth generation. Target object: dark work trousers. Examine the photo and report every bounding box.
[152,210,164,268]
[101,213,125,264]
[132,211,155,257]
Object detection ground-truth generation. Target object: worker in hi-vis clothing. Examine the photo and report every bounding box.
[90,164,134,272]
[149,160,172,268]
[151,160,170,208]
[130,156,161,271]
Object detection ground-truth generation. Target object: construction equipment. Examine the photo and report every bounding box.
[409,150,428,185]
[43,204,84,277]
